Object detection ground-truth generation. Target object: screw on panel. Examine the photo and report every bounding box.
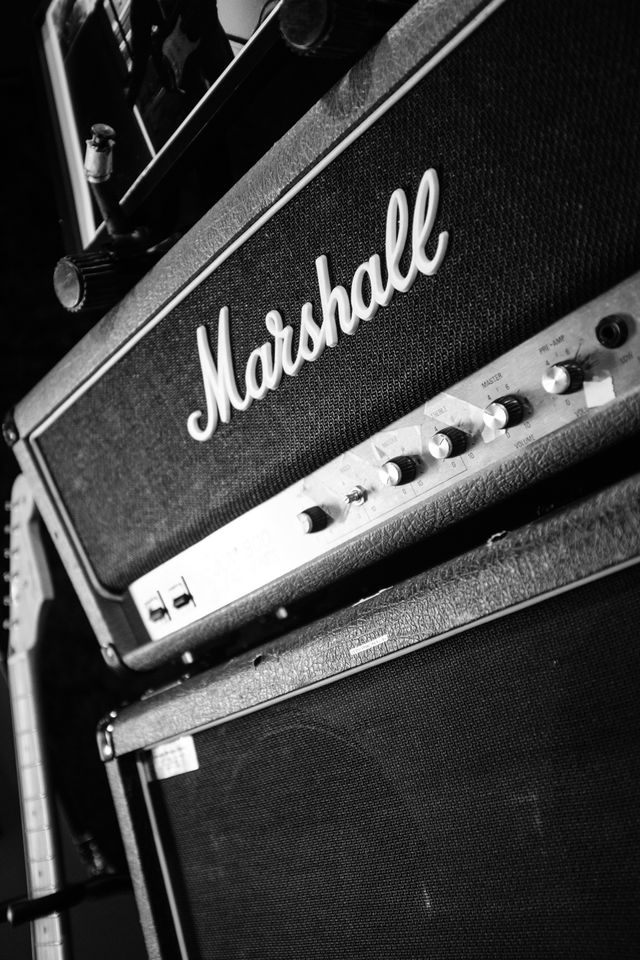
[2,410,18,447]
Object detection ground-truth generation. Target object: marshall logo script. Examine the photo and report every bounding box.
[188,168,449,442]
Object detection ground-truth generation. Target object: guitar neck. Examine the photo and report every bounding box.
[6,477,68,960]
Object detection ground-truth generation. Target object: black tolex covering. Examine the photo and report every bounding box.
[150,564,640,959]
[37,0,640,591]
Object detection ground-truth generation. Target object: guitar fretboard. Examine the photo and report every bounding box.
[7,476,68,960]
[9,650,66,960]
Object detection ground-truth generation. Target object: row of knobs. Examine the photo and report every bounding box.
[298,361,585,532]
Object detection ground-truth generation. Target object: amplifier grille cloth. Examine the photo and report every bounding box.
[38,0,640,589]
[151,566,640,959]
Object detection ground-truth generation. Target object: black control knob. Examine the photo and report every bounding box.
[427,426,467,460]
[482,395,526,431]
[297,506,329,534]
[379,456,417,486]
[541,361,584,395]
[280,0,414,59]
[53,251,148,315]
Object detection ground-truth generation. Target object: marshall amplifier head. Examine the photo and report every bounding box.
[10,0,640,671]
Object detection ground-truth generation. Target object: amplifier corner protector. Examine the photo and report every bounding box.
[97,711,117,762]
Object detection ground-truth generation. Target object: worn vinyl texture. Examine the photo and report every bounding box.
[109,474,640,960]
[32,0,640,592]
[114,471,640,751]
[125,391,640,670]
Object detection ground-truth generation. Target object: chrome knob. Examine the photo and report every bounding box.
[297,506,328,534]
[541,361,584,395]
[482,395,526,430]
[427,427,467,460]
[379,456,417,487]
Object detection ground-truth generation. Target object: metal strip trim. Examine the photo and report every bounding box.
[112,522,640,754]
[136,758,191,960]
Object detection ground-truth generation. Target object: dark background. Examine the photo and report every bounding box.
[0,0,88,505]
[0,3,345,954]
[0,4,145,959]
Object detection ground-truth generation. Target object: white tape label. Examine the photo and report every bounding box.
[584,376,616,408]
[152,736,199,780]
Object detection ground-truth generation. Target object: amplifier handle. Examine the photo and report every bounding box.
[5,476,69,960]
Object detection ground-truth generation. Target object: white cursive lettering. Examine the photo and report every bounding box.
[187,308,250,441]
[188,168,448,441]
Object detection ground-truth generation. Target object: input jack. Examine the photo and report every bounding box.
[595,314,629,349]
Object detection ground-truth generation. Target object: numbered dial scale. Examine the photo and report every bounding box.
[130,291,640,641]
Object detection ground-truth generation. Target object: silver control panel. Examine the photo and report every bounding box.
[130,279,640,640]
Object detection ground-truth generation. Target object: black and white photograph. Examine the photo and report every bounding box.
[1,1,639,958]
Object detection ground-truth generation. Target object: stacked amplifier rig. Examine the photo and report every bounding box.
[6,0,640,957]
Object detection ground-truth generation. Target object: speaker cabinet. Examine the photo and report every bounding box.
[103,474,640,959]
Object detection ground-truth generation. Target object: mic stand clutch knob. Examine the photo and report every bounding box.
[53,233,177,315]
[54,250,153,315]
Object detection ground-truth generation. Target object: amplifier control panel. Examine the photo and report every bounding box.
[130,280,640,641]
